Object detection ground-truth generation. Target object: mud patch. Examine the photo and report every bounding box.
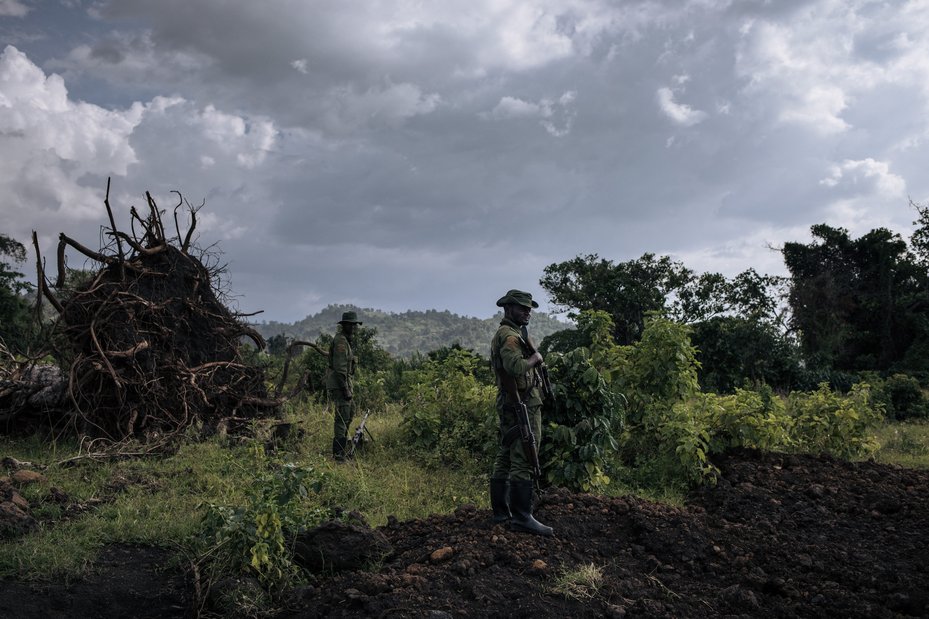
[0,544,191,619]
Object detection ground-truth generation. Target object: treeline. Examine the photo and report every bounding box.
[254,305,570,358]
[535,207,929,420]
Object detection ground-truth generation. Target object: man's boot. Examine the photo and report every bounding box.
[509,480,553,536]
[489,478,511,524]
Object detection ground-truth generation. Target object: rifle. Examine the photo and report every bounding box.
[498,371,542,480]
[520,326,553,400]
[347,409,374,458]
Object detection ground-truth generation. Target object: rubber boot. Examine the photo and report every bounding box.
[332,437,347,461]
[509,480,553,536]
[489,478,511,524]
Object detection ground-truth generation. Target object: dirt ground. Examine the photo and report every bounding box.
[1,449,927,618]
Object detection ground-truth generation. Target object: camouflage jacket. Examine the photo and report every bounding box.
[325,331,356,391]
[490,318,542,408]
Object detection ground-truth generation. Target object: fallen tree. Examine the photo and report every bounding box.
[1,179,278,440]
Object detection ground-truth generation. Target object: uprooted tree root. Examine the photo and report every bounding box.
[5,179,280,441]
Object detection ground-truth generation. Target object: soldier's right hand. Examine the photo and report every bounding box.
[344,388,353,401]
[527,352,543,367]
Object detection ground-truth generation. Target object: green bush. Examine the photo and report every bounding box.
[709,385,793,452]
[608,313,718,484]
[884,373,928,420]
[399,349,497,467]
[787,382,883,458]
[196,444,327,591]
[543,348,622,491]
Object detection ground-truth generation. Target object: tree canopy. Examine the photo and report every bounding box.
[782,223,929,376]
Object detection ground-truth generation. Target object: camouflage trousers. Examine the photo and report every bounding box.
[328,389,355,441]
[491,403,542,482]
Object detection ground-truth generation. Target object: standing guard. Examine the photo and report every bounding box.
[326,310,362,461]
[489,290,553,536]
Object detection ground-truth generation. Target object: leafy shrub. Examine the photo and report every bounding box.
[399,348,497,467]
[614,313,701,421]
[354,371,389,412]
[787,382,883,458]
[606,313,719,484]
[543,348,622,491]
[568,310,885,488]
[709,385,793,452]
[196,444,327,591]
[883,373,928,420]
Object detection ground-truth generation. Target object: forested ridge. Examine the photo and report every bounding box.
[253,305,571,358]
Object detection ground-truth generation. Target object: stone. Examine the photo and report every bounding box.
[10,470,45,485]
[430,546,454,563]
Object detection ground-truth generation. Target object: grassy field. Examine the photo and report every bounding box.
[0,402,485,581]
[868,420,929,469]
[2,402,927,584]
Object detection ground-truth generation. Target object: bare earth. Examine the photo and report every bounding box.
[2,449,927,618]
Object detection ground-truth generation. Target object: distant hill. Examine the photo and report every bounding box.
[252,304,572,358]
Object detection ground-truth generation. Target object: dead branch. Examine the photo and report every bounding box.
[274,340,323,398]
[58,233,115,266]
[103,177,124,264]
[31,231,63,315]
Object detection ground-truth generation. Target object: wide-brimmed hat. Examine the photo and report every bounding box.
[495,289,539,309]
[338,310,363,325]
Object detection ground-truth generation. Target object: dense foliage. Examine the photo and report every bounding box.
[539,208,929,404]
[397,348,497,468]
[783,224,929,377]
[543,347,622,491]
[557,310,884,487]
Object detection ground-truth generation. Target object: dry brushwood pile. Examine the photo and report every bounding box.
[3,181,276,439]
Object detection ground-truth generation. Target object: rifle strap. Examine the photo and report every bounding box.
[501,424,521,448]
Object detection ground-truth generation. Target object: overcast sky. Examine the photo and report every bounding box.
[2,0,928,323]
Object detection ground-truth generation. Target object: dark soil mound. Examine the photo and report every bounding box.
[1,450,926,618]
[287,450,929,618]
[0,544,190,618]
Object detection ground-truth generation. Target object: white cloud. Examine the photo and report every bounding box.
[489,96,543,119]
[290,58,309,74]
[0,45,142,229]
[780,85,849,134]
[819,158,905,198]
[198,105,277,168]
[656,87,707,126]
[0,45,283,257]
[0,0,28,17]
[486,91,576,136]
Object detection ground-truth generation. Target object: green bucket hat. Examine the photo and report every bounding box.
[338,310,363,325]
[496,289,539,309]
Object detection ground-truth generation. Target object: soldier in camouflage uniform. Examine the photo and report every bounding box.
[489,290,553,536]
[326,310,362,461]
